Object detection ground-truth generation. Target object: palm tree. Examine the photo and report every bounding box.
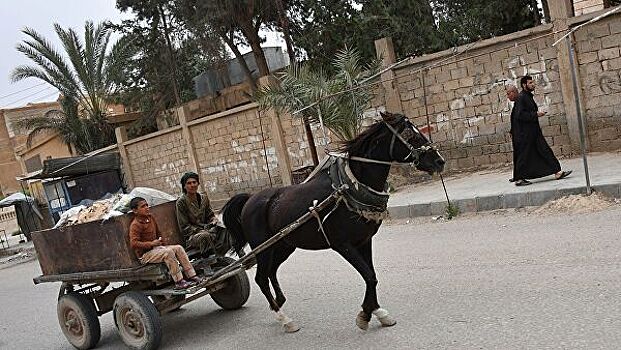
[10,21,131,154]
[256,47,378,142]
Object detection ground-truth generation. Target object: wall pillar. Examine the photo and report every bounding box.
[374,37,404,114]
[114,126,135,189]
[177,106,200,172]
[177,105,208,192]
[258,76,293,186]
[549,0,589,151]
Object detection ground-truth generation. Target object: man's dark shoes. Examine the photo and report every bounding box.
[515,179,532,186]
[555,170,572,180]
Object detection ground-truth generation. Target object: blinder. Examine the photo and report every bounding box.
[384,118,435,165]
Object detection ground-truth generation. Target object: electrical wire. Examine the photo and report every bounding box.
[1,87,56,109]
[0,82,47,100]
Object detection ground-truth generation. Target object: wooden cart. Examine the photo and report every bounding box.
[32,201,251,350]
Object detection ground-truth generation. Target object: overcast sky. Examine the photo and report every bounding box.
[0,1,284,110]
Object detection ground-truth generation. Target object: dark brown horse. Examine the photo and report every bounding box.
[222,112,445,332]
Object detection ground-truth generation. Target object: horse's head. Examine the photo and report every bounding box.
[380,112,445,174]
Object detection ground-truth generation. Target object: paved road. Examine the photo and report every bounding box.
[1,206,620,349]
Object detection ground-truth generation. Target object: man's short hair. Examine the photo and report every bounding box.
[520,75,533,88]
[129,197,147,210]
[506,85,518,93]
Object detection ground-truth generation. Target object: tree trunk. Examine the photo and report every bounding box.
[275,0,317,165]
[237,18,270,77]
[219,30,257,91]
[275,0,296,63]
[158,5,181,106]
[304,117,319,166]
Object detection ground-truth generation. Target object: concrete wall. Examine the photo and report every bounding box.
[573,0,605,15]
[573,13,621,151]
[386,24,570,171]
[118,102,318,207]
[124,127,191,196]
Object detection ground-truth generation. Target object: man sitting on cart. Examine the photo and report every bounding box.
[129,197,203,289]
[176,172,238,258]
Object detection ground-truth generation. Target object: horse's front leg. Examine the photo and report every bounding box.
[332,240,396,330]
[357,239,396,329]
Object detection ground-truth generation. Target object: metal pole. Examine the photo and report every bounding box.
[565,35,592,195]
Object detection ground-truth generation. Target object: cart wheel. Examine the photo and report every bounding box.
[210,257,251,310]
[57,293,101,350]
[113,291,162,350]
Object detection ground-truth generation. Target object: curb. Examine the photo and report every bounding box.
[388,183,621,219]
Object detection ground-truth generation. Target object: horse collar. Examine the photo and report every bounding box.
[328,156,389,223]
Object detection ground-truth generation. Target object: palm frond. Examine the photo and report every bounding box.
[256,46,378,141]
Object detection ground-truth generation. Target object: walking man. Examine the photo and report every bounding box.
[506,85,519,183]
[511,76,571,186]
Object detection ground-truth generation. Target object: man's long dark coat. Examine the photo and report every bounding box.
[511,90,561,180]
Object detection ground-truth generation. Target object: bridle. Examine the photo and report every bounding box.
[383,118,434,165]
[332,118,437,166]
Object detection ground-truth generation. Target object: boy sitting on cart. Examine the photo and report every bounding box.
[129,197,203,289]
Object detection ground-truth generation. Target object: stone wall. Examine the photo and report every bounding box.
[573,13,621,151]
[124,128,191,195]
[390,25,571,171]
[573,0,605,15]
[119,103,319,207]
[189,104,279,204]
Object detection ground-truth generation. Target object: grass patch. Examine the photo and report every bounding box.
[444,202,460,220]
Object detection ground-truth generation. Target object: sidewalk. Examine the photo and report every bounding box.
[387,151,621,219]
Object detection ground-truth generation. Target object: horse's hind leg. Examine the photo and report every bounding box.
[255,249,300,333]
[358,239,396,328]
[269,243,296,308]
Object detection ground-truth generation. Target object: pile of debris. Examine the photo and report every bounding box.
[531,192,618,215]
[54,187,176,228]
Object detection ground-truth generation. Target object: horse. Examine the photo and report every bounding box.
[222,112,445,332]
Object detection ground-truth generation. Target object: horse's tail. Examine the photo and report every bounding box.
[222,193,251,253]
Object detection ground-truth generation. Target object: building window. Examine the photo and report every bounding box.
[25,154,43,173]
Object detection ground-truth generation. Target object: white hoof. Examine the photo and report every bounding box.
[276,310,300,333]
[356,311,370,330]
[284,321,300,333]
[373,308,397,327]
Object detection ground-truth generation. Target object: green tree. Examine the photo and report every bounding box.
[11,21,128,154]
[358,0,443,59]
[178,0,279,85]
[434,0,542,46]
[113,0,225,135]
[288,0,363,71]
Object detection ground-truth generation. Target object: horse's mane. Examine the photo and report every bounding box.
[336,114,404,155]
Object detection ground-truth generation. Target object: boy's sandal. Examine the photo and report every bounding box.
[174,279,193,290]
[555,170,572,180]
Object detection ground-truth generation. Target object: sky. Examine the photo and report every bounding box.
[0,0,285,110]
[0,0,135,109]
